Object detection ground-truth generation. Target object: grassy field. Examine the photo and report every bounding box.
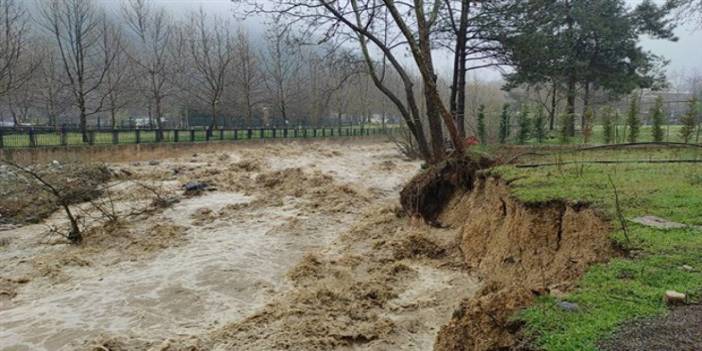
[492,146,702,350]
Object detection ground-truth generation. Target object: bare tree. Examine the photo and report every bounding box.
[32,45,71,128]
[261,24,304,126]
[121,0,174,132]
[233,29,263,126]
[38,0,118,141]
[184,9,236,129]
[0,0,36,125]
[101,21,131,129]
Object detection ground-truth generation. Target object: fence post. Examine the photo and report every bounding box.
[272,128,277,138]
[313,128,317,138]
[174,129,179,143]
[29,128,36,148]
[294,129,298,138]
[247,129,252,139]
[233,129,238,140]
[219,128,224,140]
[88,130,95,145]
[283,128,288,138]
[112,129,119,144]
[205,128,211,142]
[136,129,141,144]
[0,128,3,149]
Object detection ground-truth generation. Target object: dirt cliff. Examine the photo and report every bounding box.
[402,159,616,351]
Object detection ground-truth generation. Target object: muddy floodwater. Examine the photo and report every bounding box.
[0,141,480,350]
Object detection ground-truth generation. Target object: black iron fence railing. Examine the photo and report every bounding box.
[0,126,399,149]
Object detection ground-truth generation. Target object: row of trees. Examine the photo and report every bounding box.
[0,0,400,141]
[475,94,701,145]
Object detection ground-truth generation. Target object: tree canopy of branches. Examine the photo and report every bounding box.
[236,0,481,162]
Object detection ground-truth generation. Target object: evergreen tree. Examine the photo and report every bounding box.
[680,97,699,143]
[499,104,511,144]
[517,105,531,144]
[533,105,547,143]
[651,96,665,142]
[582,107,594,144]
[601,107,615,144]
[477,104,487,144]
[626,95,641,143]
[495,0,675,135]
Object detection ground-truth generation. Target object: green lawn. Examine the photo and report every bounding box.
[492,146,702,350]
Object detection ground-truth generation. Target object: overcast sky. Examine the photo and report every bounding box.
[107,0,702,82]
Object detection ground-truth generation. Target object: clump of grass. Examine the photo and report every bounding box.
[494,147,702,350]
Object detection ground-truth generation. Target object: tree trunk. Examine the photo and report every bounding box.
[79,97,88,142]
[566,74,576,136]
[449,0,469,139]
[211,101,218,130]
[582,82,590,128]
[550,82,557,130]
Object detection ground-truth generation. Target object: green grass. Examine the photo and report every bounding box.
[492,147,702,350]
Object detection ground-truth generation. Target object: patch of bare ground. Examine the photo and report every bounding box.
[598,304,702,351]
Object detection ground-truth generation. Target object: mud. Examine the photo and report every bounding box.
[433,177,615,351]
[599,304,702,351]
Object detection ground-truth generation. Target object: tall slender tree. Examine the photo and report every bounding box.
[650,96,665,142]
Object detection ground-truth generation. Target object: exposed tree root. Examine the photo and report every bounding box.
[399,154,494,224]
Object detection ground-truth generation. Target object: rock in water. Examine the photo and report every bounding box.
[183,181,208,193]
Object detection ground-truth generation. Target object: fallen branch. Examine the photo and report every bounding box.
[516,159,702,168]
[0,159,82,243]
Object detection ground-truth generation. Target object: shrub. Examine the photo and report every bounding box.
[477,104,487,144]
[626,95,640,143]
[532,105,547,143]
[559,113,573,144]
[517,105,531,144]
[499,104,511,144]
[582,107,594,144]
[650,96,665,142]
[680,96,699,143]
[601,107,615,144]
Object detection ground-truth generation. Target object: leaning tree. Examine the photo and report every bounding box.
[235,0,478,163]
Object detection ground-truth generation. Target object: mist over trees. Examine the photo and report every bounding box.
[0,0,699,162]
[0,0,395,134]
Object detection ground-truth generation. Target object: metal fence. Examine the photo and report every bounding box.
[0,126,399,149]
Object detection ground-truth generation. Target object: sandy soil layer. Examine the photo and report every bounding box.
[0,141,477,351]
